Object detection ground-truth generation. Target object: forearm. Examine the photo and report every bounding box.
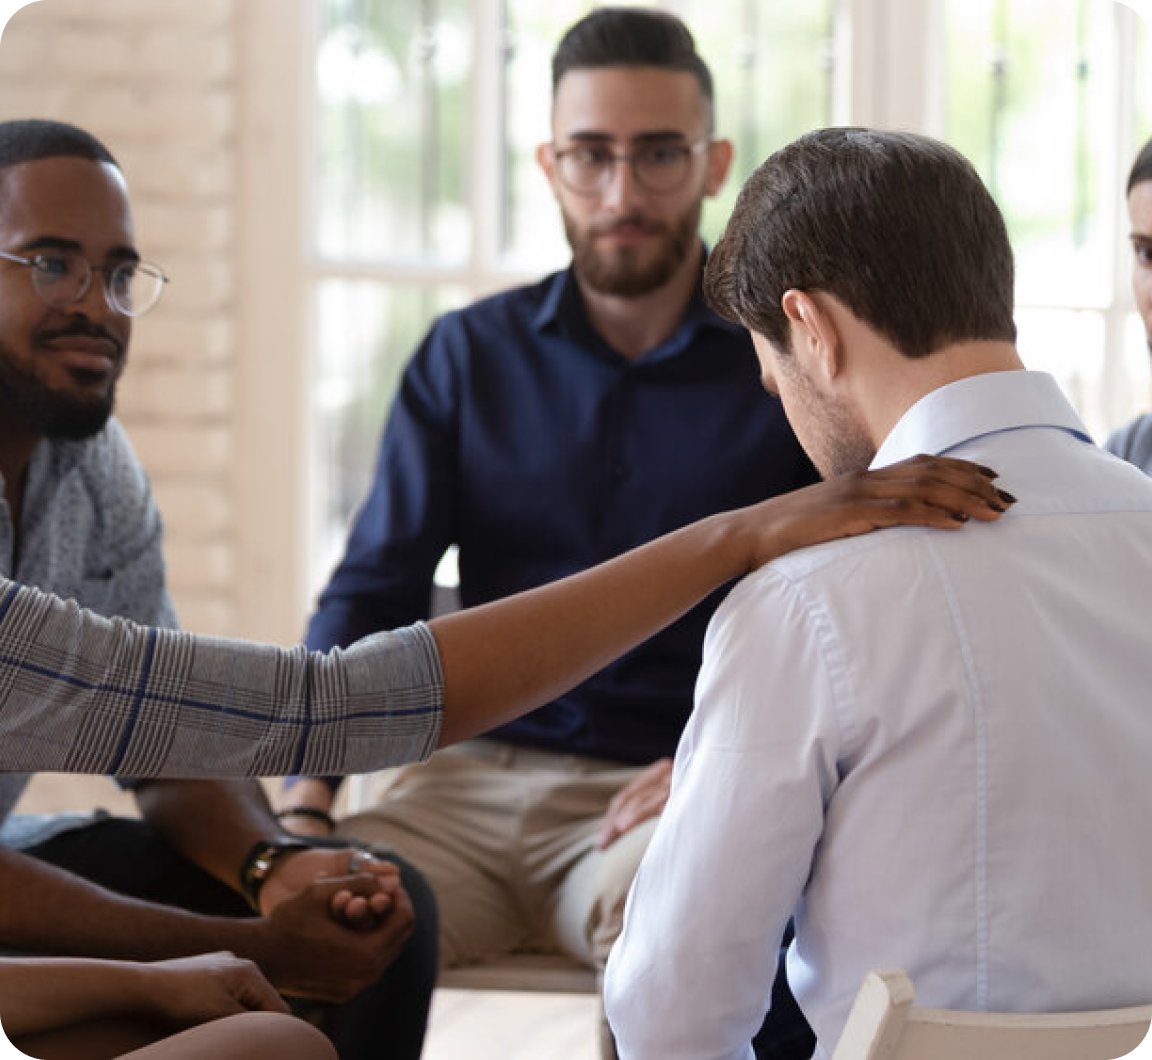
[430,457,1010,746]
[274,778,338,838]
[431,509,752,745]
[0,848,261,962]
[135,780,281,892]
[0,957,155,1037]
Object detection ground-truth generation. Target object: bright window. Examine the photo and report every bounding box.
[943,0,1149,438]
[306,0,1151,591]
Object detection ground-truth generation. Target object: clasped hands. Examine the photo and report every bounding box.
[257,845,406,931]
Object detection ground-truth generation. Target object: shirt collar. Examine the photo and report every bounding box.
[871,370,1093,469]
[532,269,571,333]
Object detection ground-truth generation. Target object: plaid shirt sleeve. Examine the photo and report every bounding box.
[0,575,443,778]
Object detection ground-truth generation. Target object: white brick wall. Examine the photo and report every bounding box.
[0,0,242,635]
[22,0,235,28]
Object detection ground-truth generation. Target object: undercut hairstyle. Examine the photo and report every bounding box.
[1128,137,1152,195]
[551,6,713,106]
[0,118,118,173]
[704,127,1018,359]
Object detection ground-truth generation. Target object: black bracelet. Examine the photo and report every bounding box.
[275,806,336,830]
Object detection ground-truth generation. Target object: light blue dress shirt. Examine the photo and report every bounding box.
[606,371,1152,1059]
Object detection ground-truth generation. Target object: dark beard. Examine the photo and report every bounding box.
[565,206,699,297]
[814,428,877,479]
[0,344,118,440]
[777,361,876,479]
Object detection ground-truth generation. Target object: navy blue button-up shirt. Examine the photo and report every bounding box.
[306,266,818,763]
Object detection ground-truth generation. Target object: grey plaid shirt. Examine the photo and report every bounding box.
[0,574,443,779]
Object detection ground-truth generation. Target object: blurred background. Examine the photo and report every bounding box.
[0,0,1148,645]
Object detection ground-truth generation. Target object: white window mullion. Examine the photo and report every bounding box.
[838,0,936,132]
[471,0,506,291]
[1100,2,1139,430]
[233,0,311,643]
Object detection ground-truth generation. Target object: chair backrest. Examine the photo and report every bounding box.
[830,970,1152,1060]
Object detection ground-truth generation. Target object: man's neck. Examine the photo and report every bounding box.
[863,341,1028,448]
[575,240,705,361]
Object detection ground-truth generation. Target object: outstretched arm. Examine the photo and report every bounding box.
[0,456,1008,778]
[431,454,1009,744]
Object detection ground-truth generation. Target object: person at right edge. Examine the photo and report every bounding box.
[1106,136,1152,472]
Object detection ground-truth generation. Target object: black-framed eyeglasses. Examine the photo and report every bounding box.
[551,139,710,196]
[0,248,168,317]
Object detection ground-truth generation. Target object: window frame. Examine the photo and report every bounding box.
[244,0,1149,631]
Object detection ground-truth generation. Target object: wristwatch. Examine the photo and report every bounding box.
[238,837,313,912]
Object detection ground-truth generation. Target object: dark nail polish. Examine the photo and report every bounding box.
[951,512,970,522]
[977,465,998,478]
[996,488,1018,505]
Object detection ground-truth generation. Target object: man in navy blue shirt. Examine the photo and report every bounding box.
[280,9,816,1054]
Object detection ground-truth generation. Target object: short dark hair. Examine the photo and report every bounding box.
[1128,137,1152,195]
[705,127,1017,359]
[0,118,118,173]
[551,6,713,107]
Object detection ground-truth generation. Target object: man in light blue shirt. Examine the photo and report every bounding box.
[605,128,1152,1059]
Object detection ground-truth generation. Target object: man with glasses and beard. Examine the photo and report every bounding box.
[0,118,438,1060]
[281,8,818,1056]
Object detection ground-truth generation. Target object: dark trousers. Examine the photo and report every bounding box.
[26,818,438,1060]
[752,930,816,1060]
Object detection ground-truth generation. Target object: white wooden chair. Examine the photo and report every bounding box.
[830,970,1152,1060]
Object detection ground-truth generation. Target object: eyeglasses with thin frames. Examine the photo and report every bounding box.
[551,139,711,197]
[0,248,168,317]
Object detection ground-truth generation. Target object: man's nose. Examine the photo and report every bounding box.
[72,271,115,322]
[600,155,642,211]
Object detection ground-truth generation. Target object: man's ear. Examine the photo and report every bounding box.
[536,142,559,194]
[781,289,841,385]
[704,138,734,196]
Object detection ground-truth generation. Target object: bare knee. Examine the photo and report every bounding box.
[115,1012,337,1060]
[219,1012,336,1060]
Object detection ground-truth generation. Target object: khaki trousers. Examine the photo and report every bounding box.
[336,741,656,1057]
